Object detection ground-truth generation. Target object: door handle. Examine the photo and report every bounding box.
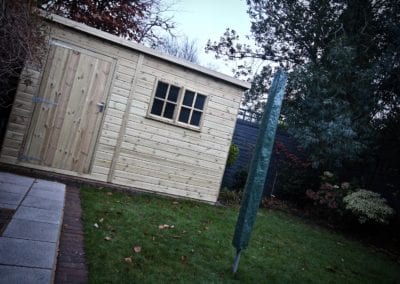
[97,102,106,112]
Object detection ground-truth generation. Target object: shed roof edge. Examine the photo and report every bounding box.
[43,12,251,90]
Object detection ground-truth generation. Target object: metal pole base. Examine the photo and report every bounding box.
[233,249,242,274]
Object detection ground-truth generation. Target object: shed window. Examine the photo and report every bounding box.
[178,91,207,127]
[150,82,180,119]
[148,80,207,130]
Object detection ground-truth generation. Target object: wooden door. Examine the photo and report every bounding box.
[22,43,114,173]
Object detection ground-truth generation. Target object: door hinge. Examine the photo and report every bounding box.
[32,96,58,106]
[18,153,42,162]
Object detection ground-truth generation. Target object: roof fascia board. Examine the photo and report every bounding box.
[41,12,251,90]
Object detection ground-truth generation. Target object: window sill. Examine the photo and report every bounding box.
[145,114,202,133]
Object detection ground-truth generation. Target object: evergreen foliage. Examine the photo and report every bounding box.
[206,0,400,171]
[343,189,395,224]
[226,143,240,167]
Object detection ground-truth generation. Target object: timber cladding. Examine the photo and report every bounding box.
[0,15,249,203]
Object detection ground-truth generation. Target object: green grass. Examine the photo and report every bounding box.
[81,187,400,283]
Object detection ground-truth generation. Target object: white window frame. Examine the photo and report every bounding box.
[146,79,208,131]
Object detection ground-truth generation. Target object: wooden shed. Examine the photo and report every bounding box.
[0,14,250,203]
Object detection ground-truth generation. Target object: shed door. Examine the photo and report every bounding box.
[23,44,114,173]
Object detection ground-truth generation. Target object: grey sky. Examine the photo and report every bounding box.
[167,0,252,75]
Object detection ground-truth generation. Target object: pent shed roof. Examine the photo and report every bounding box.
[44,12,251,90]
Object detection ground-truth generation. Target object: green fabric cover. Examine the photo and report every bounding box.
[232,69,288,251]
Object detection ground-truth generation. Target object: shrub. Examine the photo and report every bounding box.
[305,171,350,210]
[304,171,356,224]
[218,187,242,206]
[343,189,395,225]
[232,169,248,191]
[272,141,319,206]
[226,143,239,167]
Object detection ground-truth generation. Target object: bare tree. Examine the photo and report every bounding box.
[157,35,199,63]
[0,0,47,143]
[0,0,47,104]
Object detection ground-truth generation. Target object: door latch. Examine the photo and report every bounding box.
[97,102,106,112]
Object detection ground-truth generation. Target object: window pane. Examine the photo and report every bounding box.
[150,99,164,116]
[190,110,202,126]
[178,107,191,123]
[168,85,180,102]
[164,102,175,119]
[183,90,195,106]
[155,81,168,99]
[195,94,206,110]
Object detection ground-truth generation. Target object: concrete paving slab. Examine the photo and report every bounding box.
[3,219,59,243]
[22,195,64,212]
[0,237,56,269]
[0,191,25,206]
[0,172,66,284]
[0,173,34,187]
[0,203,17,210]
[28,188,65,202]
[32,180,66,192]
[14,206,62,225]
[0,265,51,284]
[0,183,29,195]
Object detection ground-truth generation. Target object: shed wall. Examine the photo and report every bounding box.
[0,22,243,202]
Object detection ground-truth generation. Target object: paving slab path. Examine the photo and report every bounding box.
[0,172,66,284]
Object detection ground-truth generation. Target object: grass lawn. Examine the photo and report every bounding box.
[81,187,400,283]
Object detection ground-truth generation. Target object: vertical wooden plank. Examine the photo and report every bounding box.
[78,60,113,173]
[68,57,101,171]
[53,52,96,170]
[107,54,144,182]
[42,49,81,166]
[71,59,112,173]
[24,46,69,161]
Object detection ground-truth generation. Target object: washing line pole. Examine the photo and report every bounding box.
[232,68,288,273]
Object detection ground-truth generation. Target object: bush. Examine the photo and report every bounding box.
[303,171,356,224]
[343,189,395,225]
[226,143,239,167]
[232,169,248,191]
[218,187,242,206]
[305,171,351,210]
[272,141,319,206]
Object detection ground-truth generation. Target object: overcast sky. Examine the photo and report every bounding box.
[165,0,252,75]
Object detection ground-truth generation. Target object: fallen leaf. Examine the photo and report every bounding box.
[180,255,188,263]
[133,246,142,253]
[104,236,111,241]
[99,218,104,223]
[124,257,132,263]
[94,223,99,228]
[204,226,209,231]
